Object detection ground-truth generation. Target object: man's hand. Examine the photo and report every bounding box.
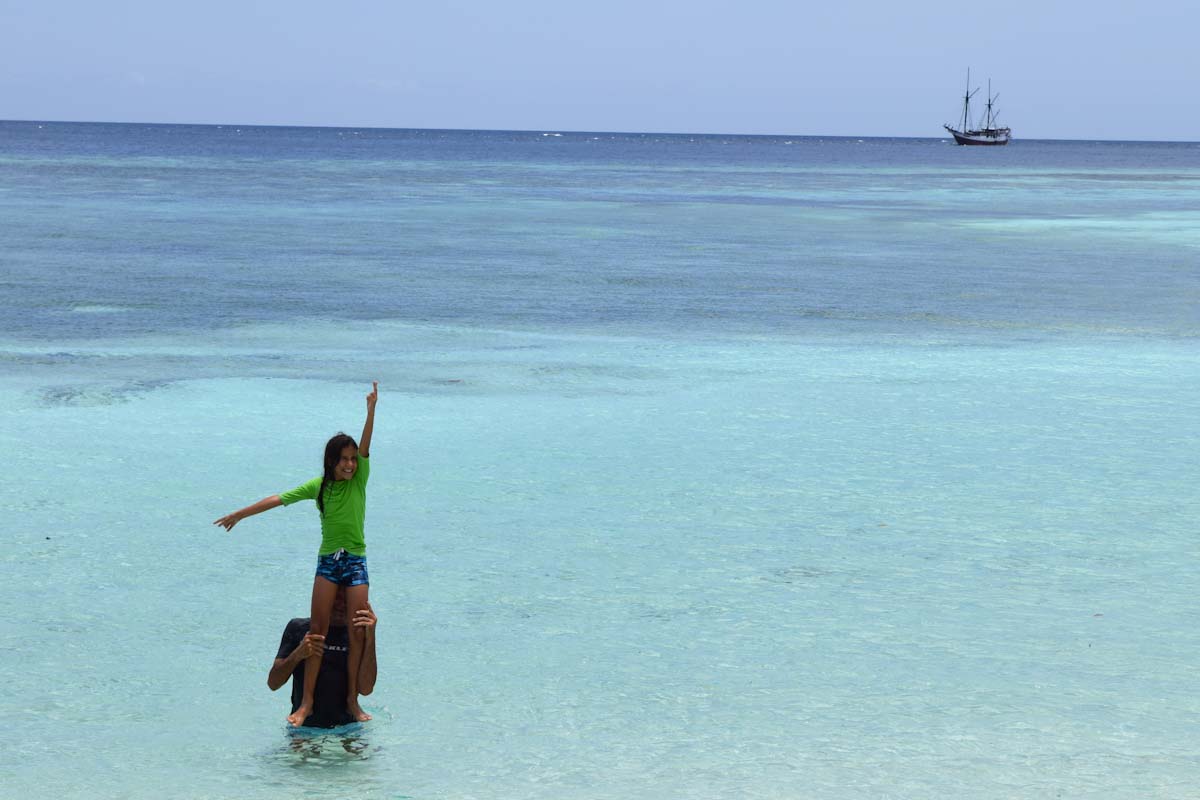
[293,633,325,660]
[353,603,379,697]
[353,604,377,641]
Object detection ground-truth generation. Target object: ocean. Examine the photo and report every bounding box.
[2,121,1198,798]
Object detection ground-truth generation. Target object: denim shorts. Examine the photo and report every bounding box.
[315,549,369,587]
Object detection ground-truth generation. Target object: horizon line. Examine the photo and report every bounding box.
[3,117,1198,146]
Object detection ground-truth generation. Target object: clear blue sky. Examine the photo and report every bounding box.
[2,0,1195,139]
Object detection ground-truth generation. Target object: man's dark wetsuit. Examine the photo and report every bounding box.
[276,618,354,728]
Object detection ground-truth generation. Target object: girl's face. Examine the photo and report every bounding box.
[334,445,358,481]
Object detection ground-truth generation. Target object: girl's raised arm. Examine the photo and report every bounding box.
[360,381,378,458]
[214,495,282,531]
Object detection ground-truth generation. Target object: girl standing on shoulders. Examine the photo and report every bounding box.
[215,381,378,726]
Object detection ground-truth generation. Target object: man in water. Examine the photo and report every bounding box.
[269,586,378,727]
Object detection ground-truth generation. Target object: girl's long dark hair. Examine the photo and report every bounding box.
[317,432,358,515]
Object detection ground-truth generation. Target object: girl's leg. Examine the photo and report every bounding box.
[344,582,372,722]
[287,575,340,726]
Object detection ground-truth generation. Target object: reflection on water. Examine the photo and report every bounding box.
[268,723,376,767]
[249,722,418,800]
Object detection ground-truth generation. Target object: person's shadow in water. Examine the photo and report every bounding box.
[282,725,373,765]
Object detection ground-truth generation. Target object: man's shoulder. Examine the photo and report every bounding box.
[282,617,311,637]
[276,618,312,660]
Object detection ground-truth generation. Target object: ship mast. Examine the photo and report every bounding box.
[985,79,999,131]
[960,68,979,131]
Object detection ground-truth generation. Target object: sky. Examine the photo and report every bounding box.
[1,0,1196,140]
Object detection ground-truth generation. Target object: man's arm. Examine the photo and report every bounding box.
[267,632,325,691]
[360,382,377,458]
[354,604,378,696]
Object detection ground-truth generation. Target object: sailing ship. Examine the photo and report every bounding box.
[944,70,1011,146]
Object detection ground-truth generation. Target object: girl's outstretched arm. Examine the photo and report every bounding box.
[360,381,378,458]
[214,495,282,531]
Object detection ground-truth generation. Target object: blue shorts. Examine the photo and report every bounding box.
[315,550,369,587]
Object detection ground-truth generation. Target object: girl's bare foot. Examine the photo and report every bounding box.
[347,699,372,722]
[287,705,311,726]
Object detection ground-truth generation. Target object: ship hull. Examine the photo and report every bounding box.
[945,125,1011,146]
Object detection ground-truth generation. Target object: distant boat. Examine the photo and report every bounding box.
[944,70,1011,146]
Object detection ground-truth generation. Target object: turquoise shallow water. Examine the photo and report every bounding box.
[2,124,1200,797]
